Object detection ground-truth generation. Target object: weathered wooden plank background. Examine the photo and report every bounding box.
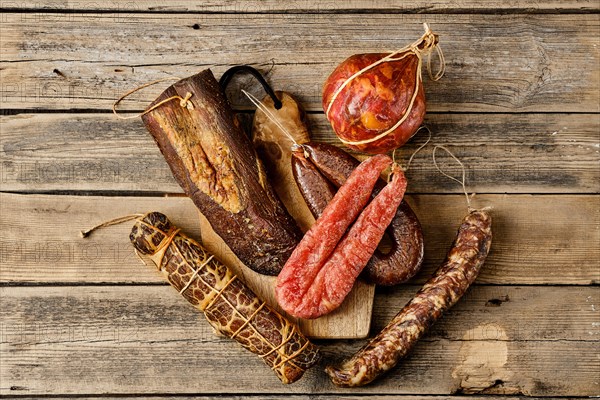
[1,14,599,112]
[1,193,598,284]
[0,0,599,398]
[2,113,599,193]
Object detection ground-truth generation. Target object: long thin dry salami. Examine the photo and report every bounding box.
[298,142,424,286]
[325,209,492,387]
[276,154,391,318]
[294,166,407,319]
[129,212,320,384]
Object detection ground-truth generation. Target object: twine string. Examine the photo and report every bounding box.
[427,41,446,81]
[432,145,473,211]
[179,255,215,294]
[112,77,193,120]
[388,125,431,182]
[80,213,149,265]
[80,214,145,238]
[152,228,182,271]
[82,211,307,371]
[230,302,266,339]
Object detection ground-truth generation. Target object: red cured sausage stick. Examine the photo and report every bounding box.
[294,166,407,319]
[276,154,391,317]
[297,142,424,286]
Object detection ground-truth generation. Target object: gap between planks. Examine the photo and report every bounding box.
[0,285,598,396]
[2,285,597,342]
[0,397,594,400]
[0,0,598,13]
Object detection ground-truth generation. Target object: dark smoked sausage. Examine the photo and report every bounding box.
[291,148,337,219]
[325,209,492,387]
[294,142,424,286]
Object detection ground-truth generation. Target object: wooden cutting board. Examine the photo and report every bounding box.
[197,211,375,339]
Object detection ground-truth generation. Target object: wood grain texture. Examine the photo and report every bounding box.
[2,113,598,194]
[1,286,598,396]
[1,14,598,112]
[1,3,599,398]
[1,1,598,13]
[1,193,598,285]
[6,398,581,400]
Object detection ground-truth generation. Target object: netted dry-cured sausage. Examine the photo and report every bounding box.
[129,212,320,384]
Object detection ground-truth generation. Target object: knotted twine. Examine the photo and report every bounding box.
[112,77,194,119]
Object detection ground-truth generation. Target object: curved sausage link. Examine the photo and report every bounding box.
[291,148,337,219]
[299,142,424,286]
[325,209,492,387]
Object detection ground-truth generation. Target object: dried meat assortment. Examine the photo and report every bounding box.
[129,212,320,384]
[96,26,496,387]
[292,142,424,286]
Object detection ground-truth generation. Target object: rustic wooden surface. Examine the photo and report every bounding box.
[0,1,599,398]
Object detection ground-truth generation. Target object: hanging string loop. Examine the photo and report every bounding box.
[432,145,474,212]
[112,77,193,120]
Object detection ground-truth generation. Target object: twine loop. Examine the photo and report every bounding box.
[387,125,431,183]
[432,145,475,212]
[112,77,193,120]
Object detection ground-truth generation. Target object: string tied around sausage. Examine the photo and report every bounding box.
[112,76,194,120]
[326,23,444,147]
[80,214,145,238]
[80,212,187,268]
[80,213,151,265]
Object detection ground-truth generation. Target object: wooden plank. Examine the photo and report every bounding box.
[1,286,598,396]
[1,1,598,13]
[1,14,598,112]
[1,285,595,343]
[0,194,200,283]
[373,285,600,342]
[3,396,576,400]
[2,113,598,194]
[1,193,598,285]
